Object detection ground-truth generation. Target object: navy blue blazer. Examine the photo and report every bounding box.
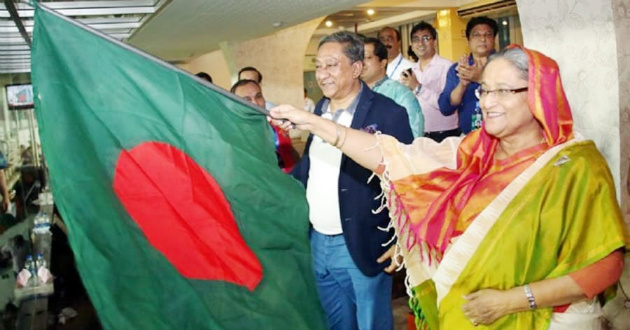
[292,85,413,277]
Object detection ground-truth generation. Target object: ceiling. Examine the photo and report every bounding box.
[1,0,495,74]
[128,0,370,61]
[1,0,169,73]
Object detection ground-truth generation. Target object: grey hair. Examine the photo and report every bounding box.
[487,47,529,80]
[318,31,364,63]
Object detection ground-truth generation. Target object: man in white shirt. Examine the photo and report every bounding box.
[303,88,315,113]
[378,26,414,81]
[290,31,413,330]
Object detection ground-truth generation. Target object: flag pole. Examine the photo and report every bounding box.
[34,3,270,117]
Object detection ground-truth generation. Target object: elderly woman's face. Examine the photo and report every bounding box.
[479,58,540,140]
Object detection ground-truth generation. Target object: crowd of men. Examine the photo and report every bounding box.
[198,17,499,330]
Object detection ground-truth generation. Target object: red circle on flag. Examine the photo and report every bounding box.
[113,141,262,291]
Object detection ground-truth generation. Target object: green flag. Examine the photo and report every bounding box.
[32,5,326,330]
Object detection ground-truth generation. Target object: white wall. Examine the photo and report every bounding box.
[612,0,630,226]
[518,1,630,328]
[518,0,621,187]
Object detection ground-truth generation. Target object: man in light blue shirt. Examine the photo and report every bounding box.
[361,37,423,137]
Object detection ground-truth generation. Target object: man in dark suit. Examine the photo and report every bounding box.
[290,31,413,330]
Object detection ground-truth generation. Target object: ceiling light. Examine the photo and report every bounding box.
[272,22,284,28]
[367,9,375,16]
[502,20,508,26]
[325,20,333,28]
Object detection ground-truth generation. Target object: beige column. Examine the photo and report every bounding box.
[221,18,323,108]
[433,8,468,62]
[180,50,232,90]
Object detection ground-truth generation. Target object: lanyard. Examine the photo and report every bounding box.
[388,55,403,78]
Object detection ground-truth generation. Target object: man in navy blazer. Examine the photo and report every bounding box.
[291,31,413,330]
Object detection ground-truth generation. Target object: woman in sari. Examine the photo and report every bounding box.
[271,45,628,329]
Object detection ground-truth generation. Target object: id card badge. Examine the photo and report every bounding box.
[471,101,482,131]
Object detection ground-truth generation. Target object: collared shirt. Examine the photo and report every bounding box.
[373,76,424,138]
[304,97,316,113]
[386,53,414,82]
[438,53,492,134]
[306,85,362,235]
[411,53,458,132]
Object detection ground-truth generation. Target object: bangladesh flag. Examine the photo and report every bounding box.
[31,4,326,330]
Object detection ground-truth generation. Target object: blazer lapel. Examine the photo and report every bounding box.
[340,86,374,167]
[350,88,372,130]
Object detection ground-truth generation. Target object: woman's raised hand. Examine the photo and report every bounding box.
[269,104,315,131]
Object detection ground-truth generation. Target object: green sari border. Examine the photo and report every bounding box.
[434,138,579,306]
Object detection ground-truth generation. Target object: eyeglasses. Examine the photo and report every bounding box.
[470,32,494,40]
[411,36,432,43]
[475,86,528,99]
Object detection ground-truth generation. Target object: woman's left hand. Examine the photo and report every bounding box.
[461,289,510,326]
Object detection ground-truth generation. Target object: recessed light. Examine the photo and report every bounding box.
[325,20,333,27]
[502,20,508,26]
[272,22,284,28]
[367,9,375,16]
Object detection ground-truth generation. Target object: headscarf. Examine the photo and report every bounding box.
[394,45,574,253]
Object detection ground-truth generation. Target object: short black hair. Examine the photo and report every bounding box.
[410,21,437,40]
[230,79,260,94]
[363,37,388,62]
[378,26,401,41]
[238,67,262,83]
[195,72,213,83]
[465,16,498,39]
[13,235,24,246]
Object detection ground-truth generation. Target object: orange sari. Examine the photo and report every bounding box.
[391,45,573,255]
[377,46,625,330]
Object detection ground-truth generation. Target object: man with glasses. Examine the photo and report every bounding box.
[401,22,457,142]
[378,27,414,81]
[289,31,413,330]
[438,16,498,135]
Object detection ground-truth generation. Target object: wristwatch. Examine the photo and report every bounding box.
[413,85,422,95]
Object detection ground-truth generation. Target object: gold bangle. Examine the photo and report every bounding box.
[337,126,347,149]
[331,125,342,147]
